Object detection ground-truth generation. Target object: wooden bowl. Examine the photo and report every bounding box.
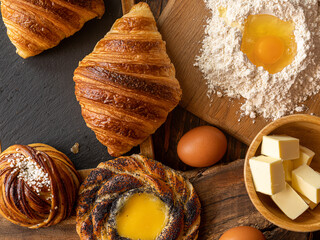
[244,114,320,232]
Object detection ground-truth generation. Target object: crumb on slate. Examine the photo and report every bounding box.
[71,142,80,154]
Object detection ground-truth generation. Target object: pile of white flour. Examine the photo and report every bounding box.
[195,0,320,120]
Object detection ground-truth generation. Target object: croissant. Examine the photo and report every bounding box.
[0,143,81,228]
[73,2,182,157]
[0,0,105,58]
[76,154,201,240]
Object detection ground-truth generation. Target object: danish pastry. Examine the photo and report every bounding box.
[76,154,201,240]
[0,143,81,228]
[73,2,182,157]
[0,0,105,58]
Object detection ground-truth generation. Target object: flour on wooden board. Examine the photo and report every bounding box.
[195,0,320,120]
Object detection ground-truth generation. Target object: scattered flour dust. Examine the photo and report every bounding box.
[195,0,320,120]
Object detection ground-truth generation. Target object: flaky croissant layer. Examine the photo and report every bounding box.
[1,0,105,58]
[74,2,182,157]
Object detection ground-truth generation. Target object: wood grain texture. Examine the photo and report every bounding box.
[0,160,311,239]
[0,0,318,239]
[189,160,310,240]
[244,114,320,232]
[153,106,248,171]
[121,0,135,14]
[143,0,169,19]
[140,136,155,159]
[156,0,320,146]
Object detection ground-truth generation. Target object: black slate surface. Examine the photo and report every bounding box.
[0,0,139,170]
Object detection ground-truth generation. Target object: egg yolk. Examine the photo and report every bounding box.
[116,193,168,240]
[241,14,297,74]
[254,36,285,65]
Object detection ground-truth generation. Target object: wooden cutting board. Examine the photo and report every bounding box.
[157,0,320,145]
[0,160,311,239]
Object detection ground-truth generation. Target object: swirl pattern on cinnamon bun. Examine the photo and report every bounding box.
[0,143,81,228]
[76,154,201,240]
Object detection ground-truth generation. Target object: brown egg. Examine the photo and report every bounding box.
[219,226,266,240]
[177,125,227,167]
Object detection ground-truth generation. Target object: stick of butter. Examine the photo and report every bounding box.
[249,155,285,195]
[271,183,309,220]
[261,135,299,160]
[293,146,315,169]
[292,165,320,204]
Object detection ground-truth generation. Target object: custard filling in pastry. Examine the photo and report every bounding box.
[115,193,169,240]
[76,154,201,240]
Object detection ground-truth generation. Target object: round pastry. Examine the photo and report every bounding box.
[76,154,201,240]
[0,143,81,228]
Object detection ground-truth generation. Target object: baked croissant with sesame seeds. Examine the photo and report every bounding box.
[76,154,201,240]
[0,143,81,228]
[73,2,182,157]
[0,0,105,58]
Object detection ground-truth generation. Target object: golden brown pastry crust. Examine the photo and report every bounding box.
[0,143,81,228]
[76,154,201,240]
[0,0,105,58]
[73,2,182,157]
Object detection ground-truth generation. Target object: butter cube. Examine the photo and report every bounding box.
[271,183,309,220]
[249,155,285,195]
[293,146,315,169]
[261,135,299,160]
[283,160,293,182]
[309,201,319,210]
[299,193,319,210]
[292,165,320,204]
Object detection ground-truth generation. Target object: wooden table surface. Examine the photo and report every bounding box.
[143,0,248,172]
[0,0,319,239]
[144,0,320,239]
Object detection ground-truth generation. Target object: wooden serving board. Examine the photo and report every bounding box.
[0,160,311,239]
[157,0,320,145]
